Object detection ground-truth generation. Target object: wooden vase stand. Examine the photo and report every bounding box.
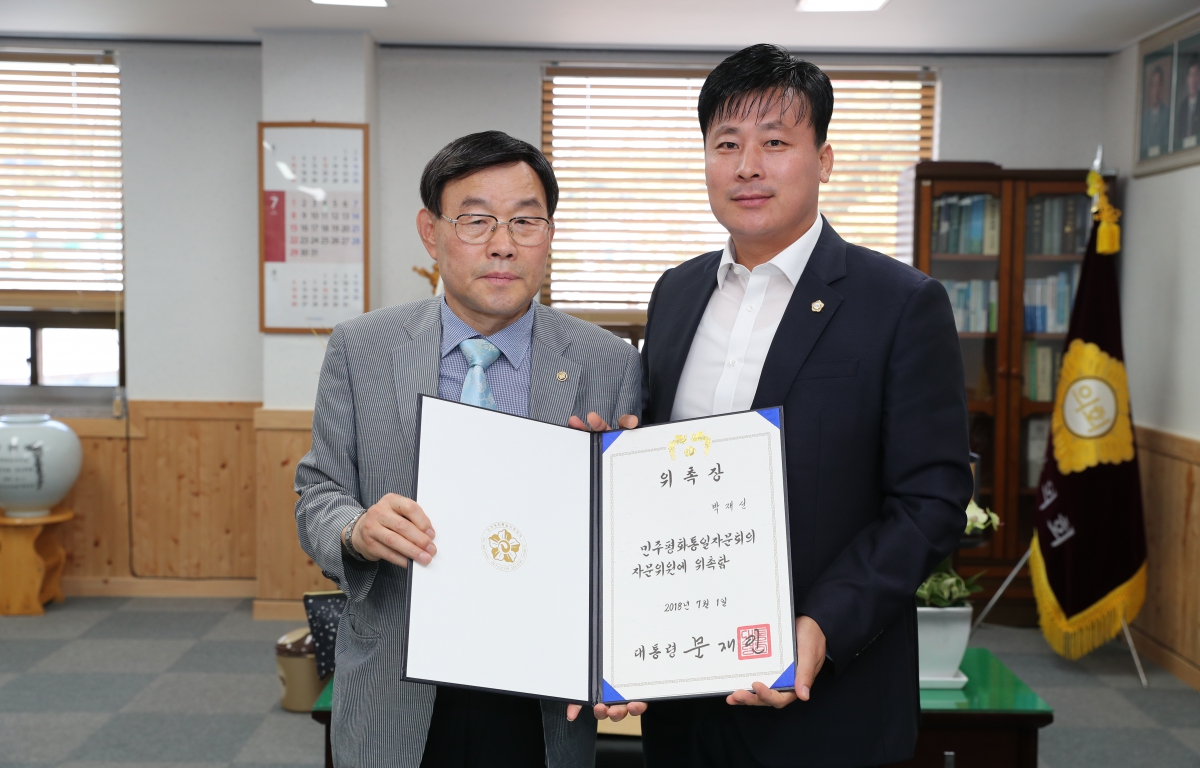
[0,508,74,615]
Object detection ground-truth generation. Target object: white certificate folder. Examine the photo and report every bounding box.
[402,395,796,705]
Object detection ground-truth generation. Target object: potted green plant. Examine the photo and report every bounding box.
[915,500,999,689]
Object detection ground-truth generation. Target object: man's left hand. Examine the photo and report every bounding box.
[567,412,638,432]
[566,702,647,722]
[726,616,826,708]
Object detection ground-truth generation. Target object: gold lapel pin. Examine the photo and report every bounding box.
[557,371,569,382]
[811,300,825,313]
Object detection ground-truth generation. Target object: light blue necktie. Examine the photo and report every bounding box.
[458,338,501,411]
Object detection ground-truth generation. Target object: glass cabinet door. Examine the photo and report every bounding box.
[1011,182,1090,556]
[922,180,1011,560]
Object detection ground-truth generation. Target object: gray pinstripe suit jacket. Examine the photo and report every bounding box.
[295,297,642,768]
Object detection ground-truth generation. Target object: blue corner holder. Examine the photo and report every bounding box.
[770,662,796,690]
[601,679,625,703]
[601,430,623,453]
[756,407,781,429]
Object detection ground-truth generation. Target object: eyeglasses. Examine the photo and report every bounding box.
[441,213,554,247]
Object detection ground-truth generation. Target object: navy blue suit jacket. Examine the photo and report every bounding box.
[640,219,973,767]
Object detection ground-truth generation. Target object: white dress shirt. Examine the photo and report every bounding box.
[671,215,823,420]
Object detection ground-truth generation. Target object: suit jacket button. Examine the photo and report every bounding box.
[557,371,568,382]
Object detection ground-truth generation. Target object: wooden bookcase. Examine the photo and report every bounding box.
[898,161,1099,615]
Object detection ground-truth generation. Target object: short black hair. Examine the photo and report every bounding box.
[419,131,558,216]
[698,44,834,146]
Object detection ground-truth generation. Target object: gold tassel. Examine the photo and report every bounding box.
[1028,532,1146,660]
[1096,204,1122,255]
[1097,221,1121,255]
[1086,171,1122,255]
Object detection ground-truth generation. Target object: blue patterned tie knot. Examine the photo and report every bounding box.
[459,339,502,411]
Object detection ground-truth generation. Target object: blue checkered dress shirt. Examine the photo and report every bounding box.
[437,298,534,418]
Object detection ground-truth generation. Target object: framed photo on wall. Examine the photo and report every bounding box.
[1175,33,1200,154]
[1135,13,1200,176]
[258,122,370,333]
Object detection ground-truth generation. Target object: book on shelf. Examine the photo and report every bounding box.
[968,196,985,254]
[1023,267,1081,333]
[988,280,998,332]
[1042,197,1062,256]
[933,194,1000,255]
[940,279,998,333]
[1025,195,1092,255]
[1063,197,1077,255]
[1026,198,1044,255]
[1027,415,1051,487]
[1036,346,1053,403]
[1023,341,1063,402]
[983,197,1001,256]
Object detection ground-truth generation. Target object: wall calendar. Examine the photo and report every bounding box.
[259,122,369,333]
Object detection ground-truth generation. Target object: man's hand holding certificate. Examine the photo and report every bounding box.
[402,397,796,707]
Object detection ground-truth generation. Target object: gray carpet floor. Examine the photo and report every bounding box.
[0,597,1198,767]
[968,624,1200,768]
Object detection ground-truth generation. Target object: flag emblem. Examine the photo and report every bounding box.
[1051,339,1134,475]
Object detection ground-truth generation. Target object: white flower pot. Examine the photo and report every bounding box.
[0,414,83,518]
[916,605,973,688]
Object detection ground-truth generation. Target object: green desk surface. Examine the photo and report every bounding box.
[310,647,1051,717]
[314,677,333,713]
[921,647,1053,714]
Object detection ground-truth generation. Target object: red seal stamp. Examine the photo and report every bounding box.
[737,624,772,660]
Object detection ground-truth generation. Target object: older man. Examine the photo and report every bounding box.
[295,131,640,768]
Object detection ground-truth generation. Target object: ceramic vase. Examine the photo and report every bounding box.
[0,414,83,518]
[916,605,973,689]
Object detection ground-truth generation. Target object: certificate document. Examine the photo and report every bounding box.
[403,396,795,705]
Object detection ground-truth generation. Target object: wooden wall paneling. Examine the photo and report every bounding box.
[129,401,257,579]
[57,418,133,579]
[254,409,335,618]
[1130,625,1200,693]
[1134,426,1200,678]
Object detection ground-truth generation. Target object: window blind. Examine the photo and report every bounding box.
[0,51,123,305]
[542,67,934,310]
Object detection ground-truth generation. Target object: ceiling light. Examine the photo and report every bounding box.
[312,0,388,6]
[797,0,890,11]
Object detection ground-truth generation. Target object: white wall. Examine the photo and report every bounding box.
[376,48,543,307]
[934,56,1108,168]
[259,31,377,410]
[1104,44,1200,441]
[374,50,1114,306]
[119,43,263,401]
[62,41,1125,403]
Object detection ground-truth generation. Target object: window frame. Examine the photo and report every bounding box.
[0,308,124,388]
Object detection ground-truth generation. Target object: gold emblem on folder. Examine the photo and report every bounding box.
[668,431,712,460]
[482,522,528,572]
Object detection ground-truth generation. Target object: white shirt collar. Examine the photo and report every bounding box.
[716,213,823,291]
